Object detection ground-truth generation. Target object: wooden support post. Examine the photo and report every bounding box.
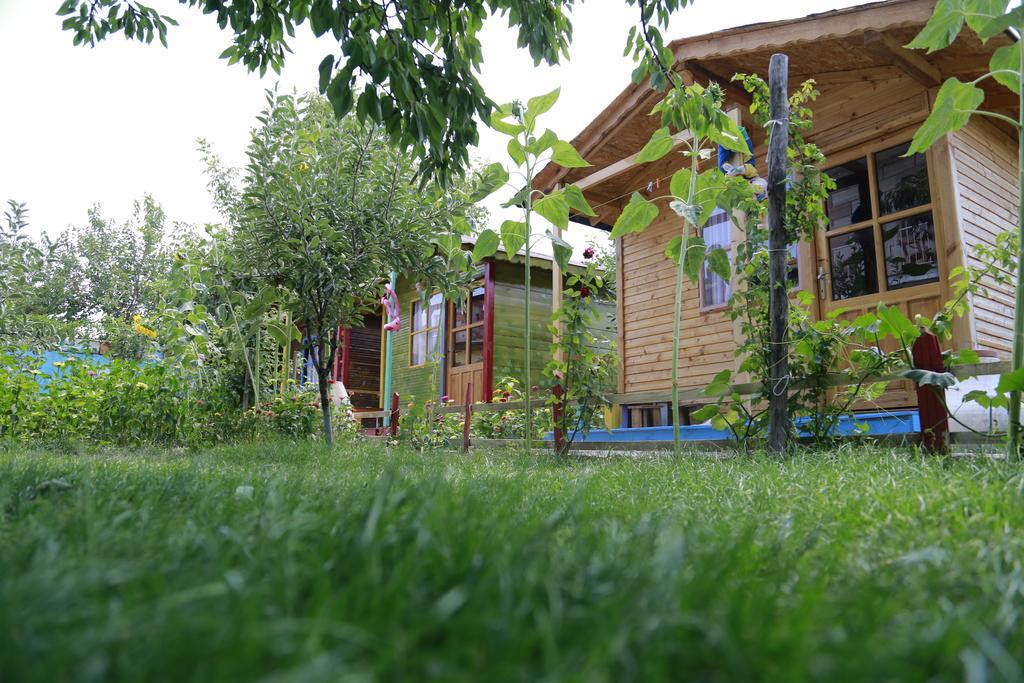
[388,392,400,438]
[912,333,949,453]
[463,383,473,452]
[552,384,565,454]
[767,53,791,454]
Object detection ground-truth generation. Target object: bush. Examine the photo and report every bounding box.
[0,350,334,448]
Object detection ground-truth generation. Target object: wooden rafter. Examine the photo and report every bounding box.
[863,30,941,87]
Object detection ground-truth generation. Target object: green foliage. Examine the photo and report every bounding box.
[57,0,575,185]
[543,260,618,455]
[233,91,476,444]
[471,87,594,449]
[470,376,552,440]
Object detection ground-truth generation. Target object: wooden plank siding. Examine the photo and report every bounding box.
[950,118,1020,358]
[617,67,968,401]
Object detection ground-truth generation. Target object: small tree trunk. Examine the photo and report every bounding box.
[767,53,790,454]
[317,364,333,447]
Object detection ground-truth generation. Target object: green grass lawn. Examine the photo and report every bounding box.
[2,442,1023,682]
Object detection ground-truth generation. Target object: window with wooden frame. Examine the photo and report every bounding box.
[825,141,938,301]
[699,208,733,310]
[410,292,443,366]
[449,286,485,368]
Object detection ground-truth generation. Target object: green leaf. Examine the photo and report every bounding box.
[965,0,1011,34]
[996,367,1024,393]
[670,168,726,227]
[907,77,985,154]
[546,230,573,271]
[526,87,560,125]
[708,112,751,155]
[682,235,707,282]
[562,184,596,217]
[897,368,957,389]
[877,302,920,343]
[472,229,500,262]
[533,191,570,230]
[691,404,721,422]
[500,220,527,256]
[905,0,964,54]
[635,127,674,164]
[528,129,558,156]
[507,138,526,166]
[964,389,1009,410]
[990,42,1021,94]
[708,247,730,282]
[947,348,981,366]
[317,54,334,93]
[978,5,1024,40]
[703,369,733,397]
[550,140,591,168]
[610,192,659,239]
[470,163,509,202]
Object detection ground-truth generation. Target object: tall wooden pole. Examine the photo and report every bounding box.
[1006,29,1024,460]
[767,53,790,453]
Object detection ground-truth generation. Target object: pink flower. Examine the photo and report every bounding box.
[579,285,591,298]
[196,399,205,406]
[583,246,595,260]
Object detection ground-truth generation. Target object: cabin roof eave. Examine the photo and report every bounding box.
[533,0,938,194]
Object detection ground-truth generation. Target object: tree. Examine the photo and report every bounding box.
[234,91,477,445]
[57,0,705,184]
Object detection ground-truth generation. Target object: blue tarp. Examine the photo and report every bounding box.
[546,410,921,442]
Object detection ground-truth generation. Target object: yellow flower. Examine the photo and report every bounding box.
[53,361,65,368]
[131,314,157,339]
[135,382,149,390]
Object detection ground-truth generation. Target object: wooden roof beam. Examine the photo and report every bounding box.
[863,30,941,87]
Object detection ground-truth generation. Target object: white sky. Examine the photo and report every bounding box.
[0,0,873,251]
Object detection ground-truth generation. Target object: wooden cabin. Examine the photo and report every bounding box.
[335,243,615,411]
[534,0,1018,426]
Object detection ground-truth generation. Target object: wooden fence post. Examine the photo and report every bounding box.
[552,385,565,454]
[912,332,949,453]
[388,392,400,438]
[463,383,473,452]
[767,52,791,454]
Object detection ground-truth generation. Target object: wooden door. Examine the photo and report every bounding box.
[447,286,486,403]
[344,314,382,409]
[813,139,947,408]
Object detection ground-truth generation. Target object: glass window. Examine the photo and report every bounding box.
[876,142,930,216]
[829,228,879,300]
[700,209,732,309]
[470,288,485,324]
[451,330,467,367]
[469,326,485,364]
[826,157,871,229]
[410,292,442,366]
[883,211,939,290]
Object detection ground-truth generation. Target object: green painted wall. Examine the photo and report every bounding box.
[388,276,443,406]
[492,260,554,392]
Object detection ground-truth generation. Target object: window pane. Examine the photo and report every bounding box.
[826,158,871,229]
[428,293,443,328]
[411,332,426,366]
[787,242,800,287]
[453,300,467,328]
[829,228,879,300]
[876,142,930,216]
[883,211,939,290]
[469,326,485,364]
[427,328,439,357]
[470,291,485,324]
[451,330,467,367]
[701,210,731,308]
[412,300,426,333]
